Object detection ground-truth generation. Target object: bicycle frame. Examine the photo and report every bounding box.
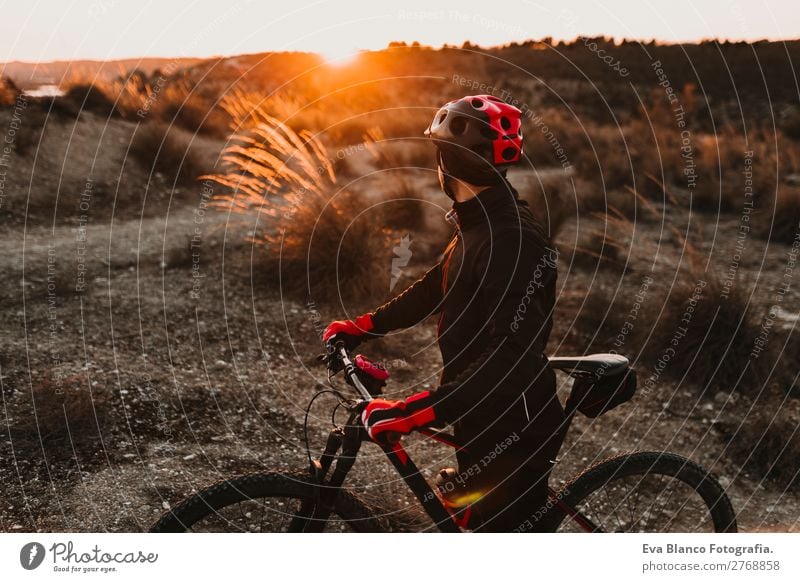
[293,344,604,533]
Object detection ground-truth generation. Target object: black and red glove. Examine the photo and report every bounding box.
[322,313,375,350]
[361,391,437,443]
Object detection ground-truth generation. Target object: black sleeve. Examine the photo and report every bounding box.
[370,260,445,335]
[430,228,558,423]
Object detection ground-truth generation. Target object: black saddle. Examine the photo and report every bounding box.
[547,353,630,376]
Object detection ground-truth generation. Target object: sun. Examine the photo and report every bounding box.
[317,45,360,66]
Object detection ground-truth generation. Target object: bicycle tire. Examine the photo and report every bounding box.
[549,452,737,533]
[150,471,385,532]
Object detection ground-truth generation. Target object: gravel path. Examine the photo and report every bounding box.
[1,195,798,533]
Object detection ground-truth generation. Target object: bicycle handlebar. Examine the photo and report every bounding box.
[323,340,438,446]
[326,340,374,402]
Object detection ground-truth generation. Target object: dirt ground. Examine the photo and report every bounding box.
[1,162,798,532]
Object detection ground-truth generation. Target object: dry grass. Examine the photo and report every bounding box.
[379,175,428,230]
[648,273,767,394]
[516,173,573,240]
[782,107,800,141]
[364,127,436,171]
[8,372,110,455]
[52,84,119,119]
[130,121,204,186]
[754,185,800,245]
[57,76,228,136]
[521,108,586,169]
[519,107,800,220]
[0,76,19,106]
[578,183,663,221]
[723,391,800,490]
[570,282,646,355]
[206,93,392,301]
[568,229,632,275]
[563,209,768,394]
[569,268,770,395]
[7,104,49,157]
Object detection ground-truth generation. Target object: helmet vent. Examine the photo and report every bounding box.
[500,116,512,130]
[470,97,485,109]
[501,147,518,161]
[450,115,468,135]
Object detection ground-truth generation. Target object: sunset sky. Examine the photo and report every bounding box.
[0,0,797,63]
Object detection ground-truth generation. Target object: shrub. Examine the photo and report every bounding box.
[0,75,19,106]
[521,108,585,169]
[207,94,392,302]
[567,280,650,356]
[364,129,436,172]
[163,235,198,269]
[780,107,800,141]
[568,229,631,275]
[8,372,110,455]
[723,392,800,490]
[754,185,800,245]
[274,189,390,301]
[380,176,428,230]
[130,121,204,186]
[516,172,572,239]
[574,124,634,193]
[578,186,657,221]
[646,274,767,394]
[158,92,227,137]
[8,104,49,157]
[56,83,118,118]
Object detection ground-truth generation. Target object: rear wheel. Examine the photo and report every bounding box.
[550,452,737,532]
[150,471,384,532]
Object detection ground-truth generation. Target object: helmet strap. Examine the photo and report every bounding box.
[437,146,506,189]
[438,152,459,201]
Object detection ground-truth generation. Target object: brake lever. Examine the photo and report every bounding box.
[319,344,344,375]
[342,399,368,414]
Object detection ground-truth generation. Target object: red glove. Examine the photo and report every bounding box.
[322,313,375,349]
[361,391,437,443]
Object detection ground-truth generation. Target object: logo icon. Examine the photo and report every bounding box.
[390,235,413,291]
[20,542,46,570]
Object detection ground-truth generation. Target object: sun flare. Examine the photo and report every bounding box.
[317,45,360,66]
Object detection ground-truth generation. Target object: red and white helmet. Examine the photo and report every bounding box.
[425,94,524,170]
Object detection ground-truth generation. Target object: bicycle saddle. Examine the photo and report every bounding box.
[547,353,629,376]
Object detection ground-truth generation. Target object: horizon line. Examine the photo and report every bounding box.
[2,35,799,66]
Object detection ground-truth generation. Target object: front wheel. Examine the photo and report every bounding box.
[150,471,384,532]
[550,452,737,532]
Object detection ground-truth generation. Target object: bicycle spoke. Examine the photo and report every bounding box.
[658,479,681,530]
[556,454,731,534]
[640,471,668,530]
[259,500,266,531]
[618,477,638,528]
[629,475,645,525]
[603,484,625,531]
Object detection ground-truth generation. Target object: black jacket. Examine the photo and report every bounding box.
[371,180,564,438]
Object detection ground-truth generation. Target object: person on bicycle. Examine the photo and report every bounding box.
[323,95,566,532]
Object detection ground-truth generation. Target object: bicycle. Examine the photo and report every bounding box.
[150,342,738,533]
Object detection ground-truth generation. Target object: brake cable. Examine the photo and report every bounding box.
[301,378,356,471]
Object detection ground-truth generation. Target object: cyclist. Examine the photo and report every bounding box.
[323,95,566,532]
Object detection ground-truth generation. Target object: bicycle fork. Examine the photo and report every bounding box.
[289,424,354,532]
[290,415,461,532]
